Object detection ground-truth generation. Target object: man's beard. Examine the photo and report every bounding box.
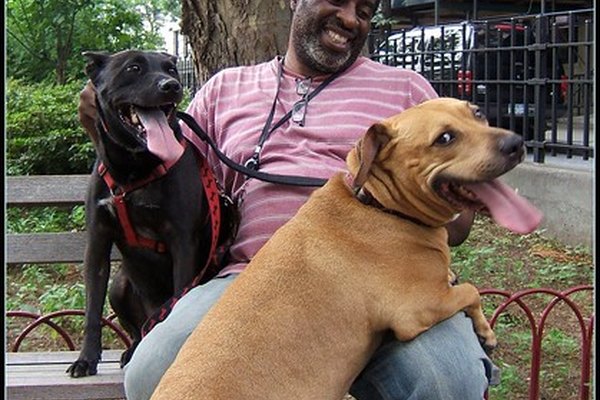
[291,9,365,75]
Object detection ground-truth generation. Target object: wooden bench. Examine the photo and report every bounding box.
[6,175,126,400]
[6,175,594,400]
[7,351,124,400]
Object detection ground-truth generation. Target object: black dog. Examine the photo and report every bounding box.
[67,50,231,377]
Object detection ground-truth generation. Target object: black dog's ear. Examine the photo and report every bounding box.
[160,52,179,65]
[82,51,111,82]
[354,123,391,189]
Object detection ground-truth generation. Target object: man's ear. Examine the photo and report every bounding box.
[354,123,390,188]
[82,51,110,83]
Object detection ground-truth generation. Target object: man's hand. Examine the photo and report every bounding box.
[445,210,475,246]
[79,80,99,144]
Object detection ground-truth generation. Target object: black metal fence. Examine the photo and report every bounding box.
[368,9,594,163]
[174,9,594,164]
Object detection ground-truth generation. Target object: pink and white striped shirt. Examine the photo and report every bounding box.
[181,56,438,276]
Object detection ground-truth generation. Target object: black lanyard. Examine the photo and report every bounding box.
[244,57,341,170]
[177,111,328,187]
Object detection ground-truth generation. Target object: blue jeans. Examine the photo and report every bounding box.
[124,273,499,400]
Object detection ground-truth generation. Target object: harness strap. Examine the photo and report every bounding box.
[139,149,224,338]
[98,140,188,253]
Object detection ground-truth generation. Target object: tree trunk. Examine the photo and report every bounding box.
[181,0,291,83]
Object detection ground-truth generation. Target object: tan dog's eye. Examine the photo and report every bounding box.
[434,132,455,146]
[474,108,486,120]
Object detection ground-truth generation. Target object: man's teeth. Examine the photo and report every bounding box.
[327,30,348,45]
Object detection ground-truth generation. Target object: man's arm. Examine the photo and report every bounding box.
[445,210,475,246]
[78,80,99,145]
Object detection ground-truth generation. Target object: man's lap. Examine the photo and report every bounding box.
[124,273,497,400]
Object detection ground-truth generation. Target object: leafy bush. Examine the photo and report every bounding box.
[6,78,96,175]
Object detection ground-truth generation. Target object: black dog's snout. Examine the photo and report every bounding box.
[498,134,524,159]
[158,78,182,94]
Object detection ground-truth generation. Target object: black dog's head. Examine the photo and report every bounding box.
[84,50,184,157]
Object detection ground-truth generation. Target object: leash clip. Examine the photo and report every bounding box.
[244,155,259,171]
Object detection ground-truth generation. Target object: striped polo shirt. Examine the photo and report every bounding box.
[180,56,438,276]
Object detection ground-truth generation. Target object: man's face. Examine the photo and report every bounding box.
[290,0,378,75]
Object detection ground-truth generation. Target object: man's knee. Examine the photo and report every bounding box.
[350,313,494,399]
[123,274,238,400]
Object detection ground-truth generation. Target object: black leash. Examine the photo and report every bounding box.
[176,111,327,187]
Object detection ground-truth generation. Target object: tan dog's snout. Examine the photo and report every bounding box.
[497,131,525,163]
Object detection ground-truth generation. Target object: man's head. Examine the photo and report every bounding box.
[287,0,379,76]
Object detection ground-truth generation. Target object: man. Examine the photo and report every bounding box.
[79,0,498,398]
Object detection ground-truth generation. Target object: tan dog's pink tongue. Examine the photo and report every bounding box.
[465,179,543,234]
[137,108,184,163]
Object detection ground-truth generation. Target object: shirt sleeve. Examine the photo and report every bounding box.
[408,69,440,104]
[179,74,222,158]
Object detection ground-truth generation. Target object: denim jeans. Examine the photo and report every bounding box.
[124,273,499,400]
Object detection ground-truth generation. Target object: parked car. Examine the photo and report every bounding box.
[373,21,568,138]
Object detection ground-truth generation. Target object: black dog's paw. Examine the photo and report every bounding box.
[119,341,140,368]
[119,348,134,368]
[66,359,98,377]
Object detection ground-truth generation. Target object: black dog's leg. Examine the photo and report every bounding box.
[108,267,147,367]
[67,225,113,377]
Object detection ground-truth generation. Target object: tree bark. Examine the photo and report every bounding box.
[181,0,291,83]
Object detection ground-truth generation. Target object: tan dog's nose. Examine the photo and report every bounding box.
[498,133,525,162]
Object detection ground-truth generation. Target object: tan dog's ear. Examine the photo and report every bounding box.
[354,123,390,188]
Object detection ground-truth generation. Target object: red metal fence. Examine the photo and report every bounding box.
[7,285,594,399]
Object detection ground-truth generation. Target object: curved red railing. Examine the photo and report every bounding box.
[480,285,594,400]
[6,310,131,352]
[6,285,594,399]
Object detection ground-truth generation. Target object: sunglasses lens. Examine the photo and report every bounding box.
[292,100,306,125]
[295,78,311,96]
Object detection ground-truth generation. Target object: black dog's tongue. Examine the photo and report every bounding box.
[136,108,184,163]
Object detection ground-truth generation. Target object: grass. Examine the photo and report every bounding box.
[5,214,594,399]
[451,216,594,400]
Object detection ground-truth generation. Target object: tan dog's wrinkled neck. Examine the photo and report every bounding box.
[346,121,457,228]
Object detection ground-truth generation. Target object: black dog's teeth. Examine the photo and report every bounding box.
[130,105,141,126]
[118,105,146,139]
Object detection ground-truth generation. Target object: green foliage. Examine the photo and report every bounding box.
[6,206,86,234]
[6,78,96,175]
[6,264,86,313]
[6,0,178,84]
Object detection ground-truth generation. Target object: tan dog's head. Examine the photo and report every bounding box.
[347,97,542,233]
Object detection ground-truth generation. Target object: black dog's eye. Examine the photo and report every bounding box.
[168,67,178,75]
[434,132,455,146]
[126,64,141,73]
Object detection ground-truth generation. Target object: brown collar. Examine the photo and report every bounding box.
[345,173,430,227]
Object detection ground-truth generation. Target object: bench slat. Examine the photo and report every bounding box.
[7,175,90,207]
[7,350,125,400]
[7,232,122,265]
[8,350,122,365]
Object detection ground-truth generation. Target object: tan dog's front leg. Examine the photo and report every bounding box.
[439,284,497,352]
[447,269,458,285]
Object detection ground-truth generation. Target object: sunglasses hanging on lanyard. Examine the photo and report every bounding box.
[244,57,341,171]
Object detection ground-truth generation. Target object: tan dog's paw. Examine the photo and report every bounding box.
[447,270,459,286]
[478,328,498,355]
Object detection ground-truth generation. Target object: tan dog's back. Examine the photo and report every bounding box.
[152,177,453,399]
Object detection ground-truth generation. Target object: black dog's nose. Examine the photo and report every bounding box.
[158,78,182,94]
[498,134,524,159]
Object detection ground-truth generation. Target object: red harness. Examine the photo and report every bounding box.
[98,141,223,268]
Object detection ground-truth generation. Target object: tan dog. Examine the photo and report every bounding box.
[151,98,543,399]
